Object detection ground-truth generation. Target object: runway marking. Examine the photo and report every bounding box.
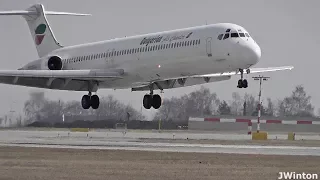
[1,141,320,156]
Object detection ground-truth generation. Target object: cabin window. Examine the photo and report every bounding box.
[223,33,229,40]
[231,33,239,37]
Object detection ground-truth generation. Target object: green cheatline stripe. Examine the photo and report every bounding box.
[35,24,46,34]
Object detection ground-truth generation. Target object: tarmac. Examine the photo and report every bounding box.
[1,129,320,156]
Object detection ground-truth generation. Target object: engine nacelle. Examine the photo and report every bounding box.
[47,56,62,70]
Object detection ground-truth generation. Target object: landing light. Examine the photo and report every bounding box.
[158,65,161,68]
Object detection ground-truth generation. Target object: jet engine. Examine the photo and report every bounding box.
[47,56,63,70]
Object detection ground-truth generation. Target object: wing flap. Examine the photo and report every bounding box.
[0,69,123,79]
[132,65,294,91]
[192,66,294,78]
[0,69,124,91]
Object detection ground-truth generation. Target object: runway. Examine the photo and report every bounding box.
[1,129,320,156]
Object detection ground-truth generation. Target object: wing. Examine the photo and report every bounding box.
[0,69,124,91]
[132,66,294,91]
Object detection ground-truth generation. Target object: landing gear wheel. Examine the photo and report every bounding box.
[242,79,248,88]
[237,79,248,88]
[237,79,243,88]
[143,94,152,109]
[81,95,91,109]
[152,94,162,109]
[91,95,100,109]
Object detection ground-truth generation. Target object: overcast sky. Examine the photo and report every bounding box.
[0,0,318,120]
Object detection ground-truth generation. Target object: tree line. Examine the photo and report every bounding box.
[153,85,316,122]
[22,84,315,125]
[23,91,146,125]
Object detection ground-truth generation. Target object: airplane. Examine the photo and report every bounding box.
[0,4,293,110]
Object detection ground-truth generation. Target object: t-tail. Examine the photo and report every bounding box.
[0,4,90,58]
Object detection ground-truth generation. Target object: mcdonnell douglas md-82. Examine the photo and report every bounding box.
[0,4,293,110]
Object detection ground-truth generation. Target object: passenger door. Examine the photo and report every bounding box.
[206,37,212,57]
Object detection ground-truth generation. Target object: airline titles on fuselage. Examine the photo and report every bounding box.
[140,32,193,46]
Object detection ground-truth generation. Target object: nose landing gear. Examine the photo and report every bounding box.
[237,68,250,88]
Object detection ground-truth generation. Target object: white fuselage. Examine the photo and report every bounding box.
[23,23,261,89]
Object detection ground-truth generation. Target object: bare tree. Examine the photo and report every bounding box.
[243,93,257,116]
[276,85,314,117]
[265,98,275,116]
[23,91,46,123]
[217,100,231,115]
[230,92,242,115]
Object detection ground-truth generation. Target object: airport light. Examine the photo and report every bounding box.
[252,75,270,133]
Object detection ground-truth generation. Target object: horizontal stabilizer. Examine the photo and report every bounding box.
[0,10,91,16]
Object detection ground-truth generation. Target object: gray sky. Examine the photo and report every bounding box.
[0,0,318,120]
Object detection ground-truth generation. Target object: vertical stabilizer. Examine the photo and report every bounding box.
[0,4,91,57]
[23,4,62,57]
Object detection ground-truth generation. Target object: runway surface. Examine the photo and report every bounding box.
[1,129,320,156]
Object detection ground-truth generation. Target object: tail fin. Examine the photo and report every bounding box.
[0,4,90,57]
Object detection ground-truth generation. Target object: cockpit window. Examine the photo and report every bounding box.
[245,33,250,37]
[231,33,239,37]
[239,33,245,37]
[217,34,223,40]
[226,29,231,32]
[223,33,229,40]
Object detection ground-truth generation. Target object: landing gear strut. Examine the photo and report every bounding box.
[237,68,250,88]
[81,92,100,109]
[143,88,162,109]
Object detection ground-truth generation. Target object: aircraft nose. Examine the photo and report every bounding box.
[248,43,261,64]
[254,44,261,60]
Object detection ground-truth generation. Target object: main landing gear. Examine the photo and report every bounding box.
[143,89,162,109]
[81,92,100,109]
[237,68,250,88]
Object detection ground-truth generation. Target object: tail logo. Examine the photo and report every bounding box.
[34,24,46,45]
